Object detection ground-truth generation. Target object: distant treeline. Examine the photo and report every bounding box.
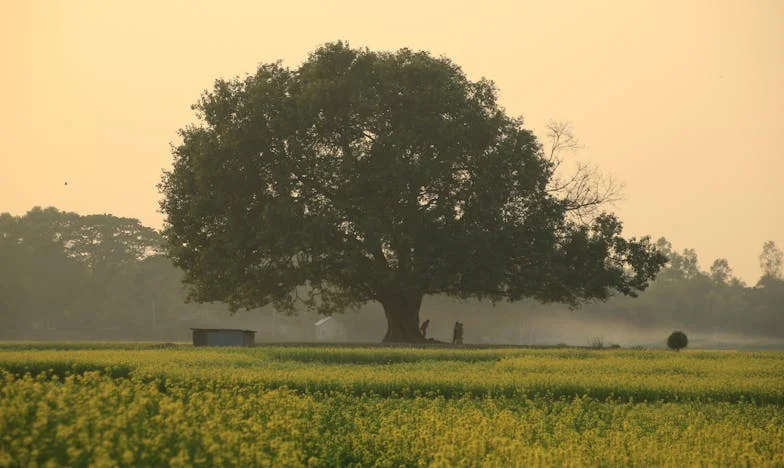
[0,207,232,340]
[573,238,784,340]
[1,207,782,343]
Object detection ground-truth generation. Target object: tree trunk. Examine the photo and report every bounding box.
[380,292,425,343]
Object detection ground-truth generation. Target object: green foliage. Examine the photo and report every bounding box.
[667,331,688,351]
[159,42,666,341]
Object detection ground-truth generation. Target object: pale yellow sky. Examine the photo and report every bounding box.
[1,0,782,284]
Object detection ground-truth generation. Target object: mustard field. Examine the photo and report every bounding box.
[1,344,782,467]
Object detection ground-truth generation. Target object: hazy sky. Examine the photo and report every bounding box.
[2,0,782,284]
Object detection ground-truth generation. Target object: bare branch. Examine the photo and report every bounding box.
[543,121,625,223]
[545,120,581,164]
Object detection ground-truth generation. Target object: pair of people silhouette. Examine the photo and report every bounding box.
[419,319,463,344]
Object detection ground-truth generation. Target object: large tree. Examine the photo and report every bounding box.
[159,42,666,342]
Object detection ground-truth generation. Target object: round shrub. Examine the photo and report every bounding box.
[667,331,688,351]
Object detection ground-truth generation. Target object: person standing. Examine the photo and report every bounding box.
[452,321,464,344]
[420,319,430,338]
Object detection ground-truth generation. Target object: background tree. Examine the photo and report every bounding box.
[0,208,184,338]
[759,241,783,280]
[66,214,162,275]
[0,208,86,331]
[159,42,666,343]
[752,241,784,334]
[64,214,163,331]
[709,258,733,285]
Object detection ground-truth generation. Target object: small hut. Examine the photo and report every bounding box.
[191,328,256,347]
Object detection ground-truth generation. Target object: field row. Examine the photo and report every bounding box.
[2,345,782,466]
[0,346,782,403]
[1,371,782,467]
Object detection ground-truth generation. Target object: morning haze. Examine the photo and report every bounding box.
[0,1,784,282]
[1,1,782,284]
[4,5,784,461]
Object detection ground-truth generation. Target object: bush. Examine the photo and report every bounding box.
[667,331,688,351]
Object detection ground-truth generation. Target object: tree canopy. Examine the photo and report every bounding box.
[159,42,667,342]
